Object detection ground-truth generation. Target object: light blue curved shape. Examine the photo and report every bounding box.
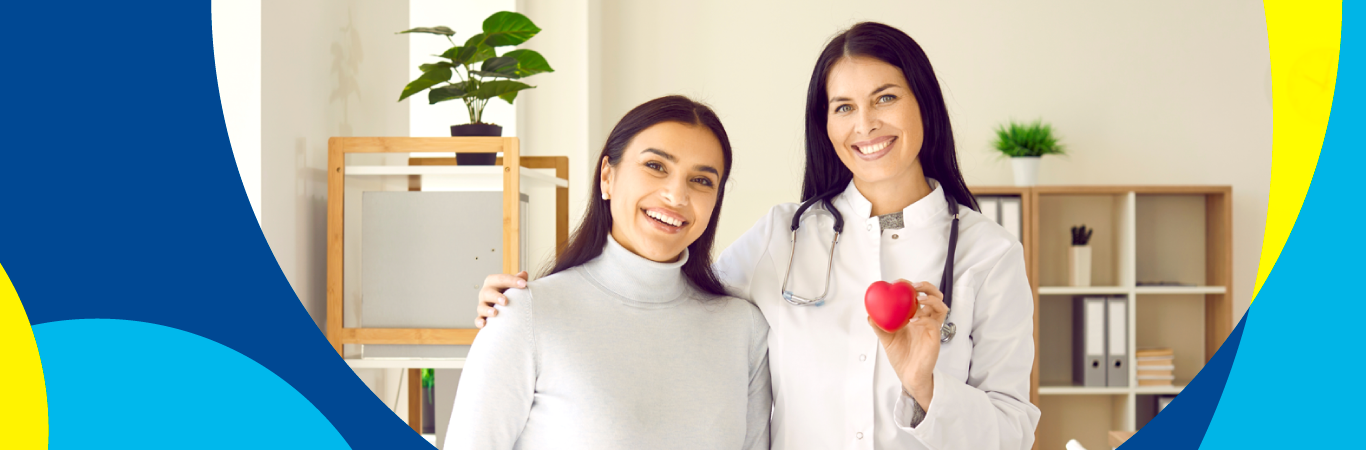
[33,319,351,449]
[1198,4,1360,448]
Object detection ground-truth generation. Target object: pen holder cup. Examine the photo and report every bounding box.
[1069,245,1092,287]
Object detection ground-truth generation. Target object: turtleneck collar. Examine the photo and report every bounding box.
[838,177,949,227]
[580,234,692,306]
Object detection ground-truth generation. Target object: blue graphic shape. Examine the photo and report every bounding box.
[1117,314,1246,449]
[1196,3,1363,448]
[35,319,349,449]
[0,2,431,447]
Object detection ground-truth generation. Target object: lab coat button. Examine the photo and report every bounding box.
[892,234,899,239]
[866,224,873,231]
[859,354,867,361]
[857,432,864,439]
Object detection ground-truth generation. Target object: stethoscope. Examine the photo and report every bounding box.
[780,189,961,343]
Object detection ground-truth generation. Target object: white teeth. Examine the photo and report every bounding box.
[858,139,892,154]
[646,210,682,227]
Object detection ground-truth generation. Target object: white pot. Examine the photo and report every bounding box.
[1069,245,1092,287]
[1011,156,1041,187]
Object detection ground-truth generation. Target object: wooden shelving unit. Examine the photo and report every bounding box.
[970,185,1233,450]
[326,137,570,433]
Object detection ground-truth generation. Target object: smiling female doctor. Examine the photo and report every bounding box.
[477,22,1038,450]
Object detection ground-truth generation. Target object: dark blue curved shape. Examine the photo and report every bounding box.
[0,2,430,448]
[1117,313,1246,449]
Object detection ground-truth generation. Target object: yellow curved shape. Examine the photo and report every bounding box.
[1257,2,1341,302]
[0,263,47,448]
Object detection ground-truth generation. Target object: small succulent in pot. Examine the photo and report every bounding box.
[991,119,1065,186]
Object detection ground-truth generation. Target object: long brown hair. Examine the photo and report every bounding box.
[545,95,734,296]
[803,22,978,211]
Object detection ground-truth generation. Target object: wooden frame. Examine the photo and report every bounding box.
[326,137,568,356]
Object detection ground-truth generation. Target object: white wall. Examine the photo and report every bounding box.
[260,0,412,417]
[212,0,262,222]
[589,0,1271,321]
[516,0,599,269]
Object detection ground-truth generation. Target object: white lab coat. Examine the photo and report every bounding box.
[715,179,1039,450]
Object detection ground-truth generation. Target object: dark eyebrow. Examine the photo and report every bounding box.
[645,148,719,176]
[642,148,676,162]
[828,83,901,105]
[871,83,899,95]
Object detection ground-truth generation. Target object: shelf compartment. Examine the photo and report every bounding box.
[1035,193,1135,288]
[1135,194,1208,287]
[1135,295,1206,383]
[1037,394,1132,450]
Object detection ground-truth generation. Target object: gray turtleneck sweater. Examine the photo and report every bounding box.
[444,236,772,450]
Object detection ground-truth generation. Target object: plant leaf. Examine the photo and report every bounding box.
[399,65,453,101]
[439,46,462,60]
[473,80,533,104]
[428,82,469,104]
[419,61,453,73]
[456,33,496,65]
[480,56,521,74]
[482,11,541,47]
[398,26,455,36]
[501,49,554,76]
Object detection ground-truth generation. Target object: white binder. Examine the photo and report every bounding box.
[1106,296,1129,387]
[980,196,1001,225]
[1000,196,1022,243]
[1073,296,1107,387]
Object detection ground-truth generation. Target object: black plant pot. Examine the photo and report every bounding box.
[420,384,435,434]
[450,123,503,166]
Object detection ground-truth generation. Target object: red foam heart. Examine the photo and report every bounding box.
[866,280,916,332]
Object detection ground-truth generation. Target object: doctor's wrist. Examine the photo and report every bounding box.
[903,376,934,411]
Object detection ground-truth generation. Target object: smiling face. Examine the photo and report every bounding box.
[600,121,725,263]
[825,55,926,191]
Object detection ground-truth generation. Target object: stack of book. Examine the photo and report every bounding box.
[1136,348,1175,386]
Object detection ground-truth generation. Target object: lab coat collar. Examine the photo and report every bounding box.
[581,234,691,304]
[838,177,949,227]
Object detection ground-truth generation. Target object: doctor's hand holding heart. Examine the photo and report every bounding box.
[866,280,947,411]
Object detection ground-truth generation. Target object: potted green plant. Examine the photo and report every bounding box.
[399,11,554,165]
[991,119,1065,186]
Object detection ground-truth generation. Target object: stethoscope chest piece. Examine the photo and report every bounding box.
[940,314,956,344]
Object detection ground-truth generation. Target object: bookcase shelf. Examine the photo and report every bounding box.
[1037,383,1187,396]
[972,185,1232,450]
[1134,286,1226,295]
[1038,286,1130,295]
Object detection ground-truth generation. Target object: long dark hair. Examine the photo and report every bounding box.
[546,95,734,296]
[802,22,978,211]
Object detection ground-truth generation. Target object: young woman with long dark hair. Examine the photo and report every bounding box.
[446,95,770,450]
[476,22,1038,449]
